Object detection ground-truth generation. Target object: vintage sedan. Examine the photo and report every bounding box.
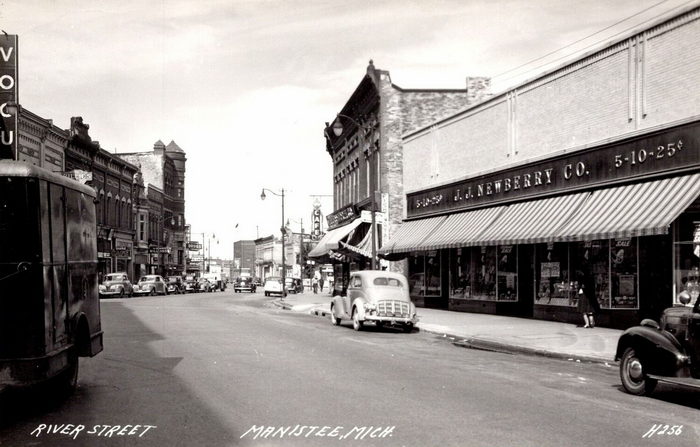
[197,278,213,293]
[616,288,700,395]
[330,270,418,332]
[233,276,256,293]
[132,275,168,296]
[183,279,199,293]
[264,276,285,297]
[285,277,304,294]
[99,272,133,298]
[166,276,184,294]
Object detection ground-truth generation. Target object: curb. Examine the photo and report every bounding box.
[272,299,616,367]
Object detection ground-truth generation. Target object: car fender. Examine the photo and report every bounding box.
[616,325,687,376]
[352,298,368,320]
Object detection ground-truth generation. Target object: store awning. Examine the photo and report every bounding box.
[556,173,700,241]
[340,230,373,258]
[477,192,590,246]
[378,215,447,254]
[308,217,365,258]
[420,206,507,250]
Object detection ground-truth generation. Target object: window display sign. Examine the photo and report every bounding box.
[535,243,575,307]
[610,238,638,309]
[497,245,517,301]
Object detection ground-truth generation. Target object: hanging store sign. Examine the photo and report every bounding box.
[187,241,202,251]
[327,205,358,230]
[0,34,18,160]
[407,120,700,218]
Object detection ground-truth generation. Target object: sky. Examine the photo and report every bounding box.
[1,0,696,259]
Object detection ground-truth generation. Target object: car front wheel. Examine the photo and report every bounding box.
[352,308,363,331]
[620,347,657,395]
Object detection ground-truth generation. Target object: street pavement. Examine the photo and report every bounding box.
[273,287,623,365]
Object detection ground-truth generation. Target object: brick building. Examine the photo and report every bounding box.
[380,6,700,328]
[15,106,67,172]
[310,60,490,294]
[64,117,140,280]
[117,140,187,277]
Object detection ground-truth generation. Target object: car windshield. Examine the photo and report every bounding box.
[373,277,404,287]
[139,276,156,282]
[104,274,122,282]
[168,277,180,282]
[266,277,281,283]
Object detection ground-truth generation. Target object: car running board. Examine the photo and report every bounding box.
[647,375,700,390]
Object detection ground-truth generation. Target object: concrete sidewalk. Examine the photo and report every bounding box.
[271,290,622,365]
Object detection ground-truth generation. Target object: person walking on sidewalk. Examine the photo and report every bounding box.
[319,276,325,292]
[577,267,599,328]
[312,276,319,294]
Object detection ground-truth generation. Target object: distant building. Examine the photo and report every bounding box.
[64,117,139,280]
[234,240,256,277]
[312,60,490,294]
[116,140,188,276]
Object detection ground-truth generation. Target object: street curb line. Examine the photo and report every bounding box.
[271,299,616,367]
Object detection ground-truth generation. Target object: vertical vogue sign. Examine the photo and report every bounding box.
[407,120,700,218]
[0,34,18,160]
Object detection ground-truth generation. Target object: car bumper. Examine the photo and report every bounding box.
[132,289,153,295]
[99,290,124,297]
[364,314,419,324]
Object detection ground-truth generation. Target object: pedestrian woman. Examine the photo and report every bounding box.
[577,268,599,328]
[312,276,318,294]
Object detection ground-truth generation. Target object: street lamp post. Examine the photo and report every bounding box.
[331,114,378,270]
[261,188,286,298]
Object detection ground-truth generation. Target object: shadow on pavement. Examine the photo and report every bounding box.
[0,301,235,446]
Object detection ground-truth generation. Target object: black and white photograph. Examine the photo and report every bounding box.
[1,1,700,446]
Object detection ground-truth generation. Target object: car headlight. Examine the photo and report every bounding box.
[99,285,106,291]
[364,303,376,312]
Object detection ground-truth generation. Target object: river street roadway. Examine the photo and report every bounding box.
[1,289,699,447]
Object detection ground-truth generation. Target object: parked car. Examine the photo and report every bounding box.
[616,287,700,395]
[183,279,199,293]
[285,277,304,294]
[132,275,168,296]
[264,276,285,297]
[197,278,213,293]
[99,272,133,298]
[166,276,184,294]
[330,270,418,332]
[253,277,262,287]
[233,276,256,293]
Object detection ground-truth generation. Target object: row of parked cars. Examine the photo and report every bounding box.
[99,273,225,298]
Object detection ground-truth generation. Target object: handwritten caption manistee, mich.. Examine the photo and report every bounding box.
[30,424,157,440]
[240,425,395,441]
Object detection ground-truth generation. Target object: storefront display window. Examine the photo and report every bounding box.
[448,246,516,301]
[470,246,497,301]
[535,243,574,307]
[425,250,441,297]
[673,213,700,305]
[610,238,638,309]
[572,240,610,309]
[449,248,471,299]
[408,253,425,297]
[497,245,517,301]
[408,251,441,297]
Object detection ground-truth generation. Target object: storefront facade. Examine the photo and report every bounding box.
[380,7,700,329]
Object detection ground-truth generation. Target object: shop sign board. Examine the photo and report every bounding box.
[187,241,202,251]
[327,205,358,230]
[408,120,700,218]
[0,34,18,160]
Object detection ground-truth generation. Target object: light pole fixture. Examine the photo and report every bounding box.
[261,187,286,298]
[330,113,378,270]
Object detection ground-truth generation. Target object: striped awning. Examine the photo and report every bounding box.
[378,215,447,254]
[556,173,700,241]
[420,206,507,250]
[478,192,590,246]
[308,217,365,258]
[340,230,373,258]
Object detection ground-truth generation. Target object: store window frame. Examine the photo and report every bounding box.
[448,245,518,302]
